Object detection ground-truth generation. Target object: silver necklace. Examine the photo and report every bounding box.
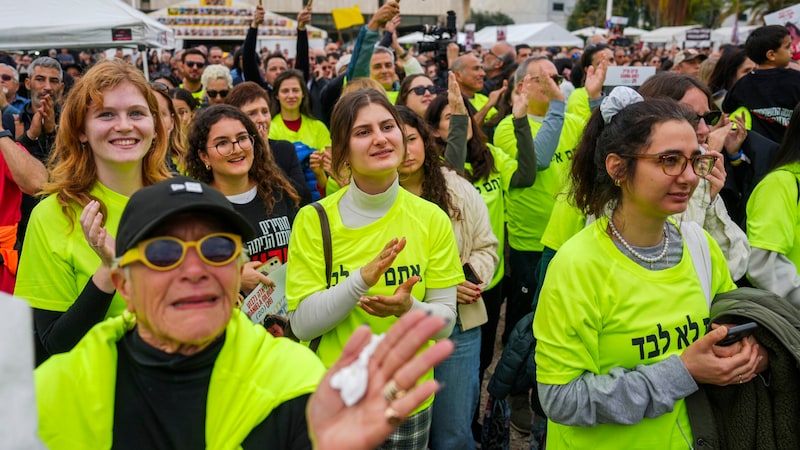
[608,218,669,264]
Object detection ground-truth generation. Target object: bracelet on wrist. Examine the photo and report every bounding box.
[726,148,744,161]
[397,51,408,59]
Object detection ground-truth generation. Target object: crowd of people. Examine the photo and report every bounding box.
[3,0,800,447]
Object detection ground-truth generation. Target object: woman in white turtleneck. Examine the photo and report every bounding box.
[286,88,462,448]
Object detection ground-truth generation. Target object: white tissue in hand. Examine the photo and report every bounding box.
[330,333,384,406]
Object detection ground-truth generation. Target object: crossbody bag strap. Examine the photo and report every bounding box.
[308,202,331,353]
[682,221,712,309]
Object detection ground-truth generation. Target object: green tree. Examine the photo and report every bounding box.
[467,9,514,30]
[567,0,643,31]
[718,0,797,25]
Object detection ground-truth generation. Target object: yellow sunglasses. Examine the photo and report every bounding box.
[118,232,242,271]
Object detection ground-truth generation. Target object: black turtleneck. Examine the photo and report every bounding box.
[112,328,311,449]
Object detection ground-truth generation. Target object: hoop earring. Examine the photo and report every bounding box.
[614,179,620,186]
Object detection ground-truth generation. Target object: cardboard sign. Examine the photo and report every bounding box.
[604,66,656,87]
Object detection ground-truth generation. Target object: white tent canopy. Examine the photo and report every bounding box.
[711,25,757,45]
[571,26,607,38]
[474,22,583,48]
[0,0,174,51]
[639,25,701,44]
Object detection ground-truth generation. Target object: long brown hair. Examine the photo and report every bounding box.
[329,88,407,178]
[43,59,169,227]
[396,106,458,219]
[185,105,300,211]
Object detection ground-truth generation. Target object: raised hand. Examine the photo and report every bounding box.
[359,276,418,317]
[80,200,115,268]
[447,72,467,115]
[307,310,454,450]
[361,237,406,287]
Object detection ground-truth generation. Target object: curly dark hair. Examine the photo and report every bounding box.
[425,94,495,183]
[185,104,299,211]
[571,97,696,217]
[396,106,459,220]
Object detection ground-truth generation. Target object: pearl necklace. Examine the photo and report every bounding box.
[608,218,669,264]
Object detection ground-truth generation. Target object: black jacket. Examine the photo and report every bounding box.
[686,288,800,449]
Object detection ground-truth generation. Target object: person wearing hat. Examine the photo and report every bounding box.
[33,176,455,449]
[672,49,707,78]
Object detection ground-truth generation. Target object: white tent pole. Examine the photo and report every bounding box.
[605,0,613,27]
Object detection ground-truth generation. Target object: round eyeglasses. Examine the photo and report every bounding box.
[620,152,717,177]
[208,135,254,157]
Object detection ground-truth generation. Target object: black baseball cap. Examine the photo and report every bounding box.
[115,176,255,257]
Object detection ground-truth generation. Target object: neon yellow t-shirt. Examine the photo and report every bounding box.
[540,189,586,251]
[268,114,332,152]
[493,112,586,251]
[465,143,516,289]
[565,87,591,122]
[535,217,736,449]
[469,93,498,122]
[746,163,800,269]
[286,187,462,411]
[15,183,128,316]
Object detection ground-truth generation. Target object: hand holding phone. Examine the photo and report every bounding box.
[715,322,758,347]
[462,262,481,285]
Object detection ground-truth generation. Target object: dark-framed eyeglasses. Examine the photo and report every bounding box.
[620,152,717,177]
[206,89,229,99]
[209,134,254,157]
[532,74,565,86]
[185,61,206,69]
[696,110,722,127]
[410,85,438,96]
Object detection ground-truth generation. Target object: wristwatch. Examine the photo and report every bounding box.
[0,129,12,140]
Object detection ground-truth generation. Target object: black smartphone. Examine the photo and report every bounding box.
[462,262,481,285]
[715,322,758,347]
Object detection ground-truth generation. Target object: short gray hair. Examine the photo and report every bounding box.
[28,56,63,81]
[0,63,19,82]
[201,64,233,89]
[372,45,395,62]
[514,55,550,85]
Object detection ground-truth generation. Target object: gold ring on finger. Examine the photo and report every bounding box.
[384,407,405,426]
[382,379,407,402]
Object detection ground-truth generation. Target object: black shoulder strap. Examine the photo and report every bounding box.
[307,202,331,353]
[311,202,333,288]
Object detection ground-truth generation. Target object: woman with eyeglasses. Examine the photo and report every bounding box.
[269,69,331,200]
[286,88,462,448]
[637,72,750,279]
[14,59,170,364]
[185,104,301,298]
[200,64,233,107]
[534,93,763,449]
[149,82,187,174]
[396,74,438,118]
[224,81,312,205]
[395,105,499,449]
